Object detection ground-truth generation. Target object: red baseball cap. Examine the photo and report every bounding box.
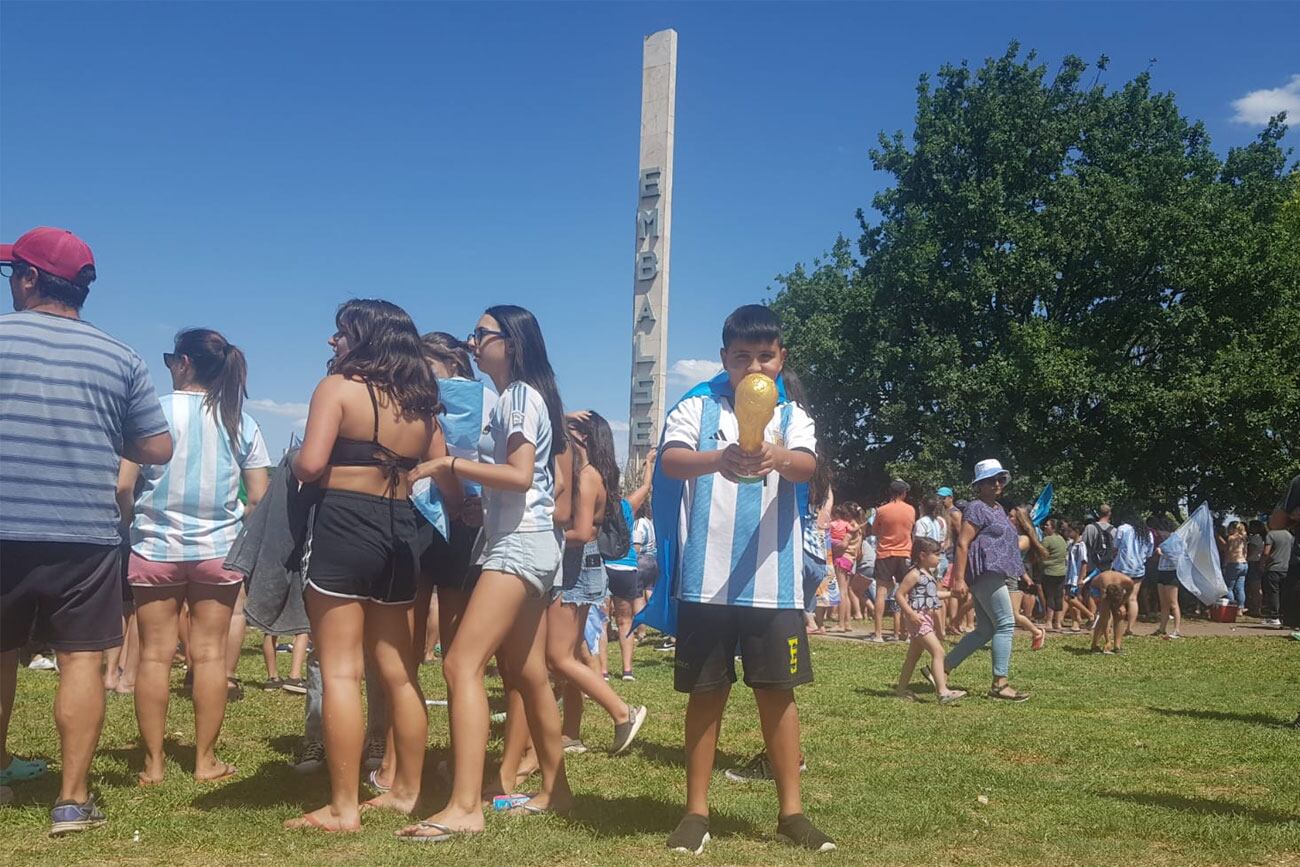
[1,227,96,284]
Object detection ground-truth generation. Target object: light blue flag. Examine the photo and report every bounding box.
[438,377,486,497]
[1159,503,1227,605]
[409,477,449,542]
[1031,483,1054,528]
[633,371,804,637]
[584,603,609,655]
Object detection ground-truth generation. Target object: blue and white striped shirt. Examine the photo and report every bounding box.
[0,311,168,545]
[662,395,817,609]
[130,392,271,561]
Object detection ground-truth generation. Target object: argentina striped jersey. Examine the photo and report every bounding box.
[662,395,817,609]
[130,392,271,561]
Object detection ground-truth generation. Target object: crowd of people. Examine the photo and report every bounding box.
[2,226,1297,854]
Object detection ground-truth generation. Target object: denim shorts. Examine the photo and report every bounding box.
[473,527,562,596]
[561,540,607,605]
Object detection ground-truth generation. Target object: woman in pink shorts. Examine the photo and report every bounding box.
[118,329,271,785]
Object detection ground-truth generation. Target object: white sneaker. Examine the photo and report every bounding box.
[27,655,56,671]
[1165,632,1182,640]
[1263,618,1282,627]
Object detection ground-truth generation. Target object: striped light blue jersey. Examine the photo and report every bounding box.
[0,310,168,545]
[662,395,817,609]
[130,392,271,562]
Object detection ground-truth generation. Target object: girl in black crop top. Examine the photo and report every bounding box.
[286,299,459,833]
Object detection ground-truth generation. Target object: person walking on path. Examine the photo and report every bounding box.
[945,460,1031,702]
[1,228,173,836]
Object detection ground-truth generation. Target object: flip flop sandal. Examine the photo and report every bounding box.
[366,768,391,794]
[987,686,1031,702]
[0,756,49,785]
[939,690,967,705]
[506,801,570,817]
[398,820,475,843]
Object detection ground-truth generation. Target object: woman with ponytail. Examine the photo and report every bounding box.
[118,328,271,785]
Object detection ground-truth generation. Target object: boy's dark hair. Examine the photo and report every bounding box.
[1103,583,1127,610]
[722,304,783,349]
[889,479,910,498]
[14,260,94,310]
[911,536,942,561]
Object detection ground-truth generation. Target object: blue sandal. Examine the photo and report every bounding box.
[0,756,48,785]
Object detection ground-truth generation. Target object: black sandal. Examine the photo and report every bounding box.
[987,685,1030,702]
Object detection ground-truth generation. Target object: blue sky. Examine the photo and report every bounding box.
[3,1,1296,460]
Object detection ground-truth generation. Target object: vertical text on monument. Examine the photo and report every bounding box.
[629,28,676,464]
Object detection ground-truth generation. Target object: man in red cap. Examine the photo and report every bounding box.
[0,227,173,835]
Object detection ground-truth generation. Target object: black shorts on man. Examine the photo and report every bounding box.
[1,541,125,653]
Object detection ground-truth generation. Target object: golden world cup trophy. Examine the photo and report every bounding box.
[733,373,778,483]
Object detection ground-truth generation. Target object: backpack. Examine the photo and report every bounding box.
[1090,522,1117,567]
[598,499,632,561]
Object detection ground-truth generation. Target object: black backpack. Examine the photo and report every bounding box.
[598,499,632,561]
[1090,522,1117,567]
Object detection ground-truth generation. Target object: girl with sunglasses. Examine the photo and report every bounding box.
[400,305,572,841]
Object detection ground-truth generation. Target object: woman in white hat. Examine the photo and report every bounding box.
[943,460,1031,701]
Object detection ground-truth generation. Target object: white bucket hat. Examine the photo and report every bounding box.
[972,458,1011,486]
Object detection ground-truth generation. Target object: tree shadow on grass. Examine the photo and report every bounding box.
[566,792,761,840]
[1098,790,1299,825]
[1061,645,1101,656]
[190,754,327,812]
[1148,706,1290,727]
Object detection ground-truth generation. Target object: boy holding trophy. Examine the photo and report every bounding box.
[654,305,834,854]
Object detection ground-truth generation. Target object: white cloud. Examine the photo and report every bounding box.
[1231,74,1300,125]
[668,358,722,384]
[247,398,310,417]
[608,419,630,433]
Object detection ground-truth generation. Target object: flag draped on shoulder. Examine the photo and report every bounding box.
[632,371,806,636]
[1160,503,1228,604]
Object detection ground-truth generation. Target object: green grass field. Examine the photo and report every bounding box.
[2,633,1298,866]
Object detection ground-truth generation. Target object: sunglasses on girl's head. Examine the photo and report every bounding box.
[467,326,505,345]
[163,352,178,367]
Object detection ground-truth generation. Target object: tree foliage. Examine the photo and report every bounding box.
[771,44,1300,515]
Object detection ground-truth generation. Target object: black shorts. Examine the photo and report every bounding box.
[875,556,910,585]
[418,519,479,591]
[1039,574,1065,609]
[607,566,640,600]
[673,602,813,693]
[305,490,420,605]
[1,540,125,653]
[1155,569,1179,587]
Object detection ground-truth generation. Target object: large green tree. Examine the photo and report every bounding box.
[772,45,1299,515]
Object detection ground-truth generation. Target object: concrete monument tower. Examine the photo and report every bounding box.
[628,28,676,466]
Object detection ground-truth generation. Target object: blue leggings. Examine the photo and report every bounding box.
[946,572,1016,679]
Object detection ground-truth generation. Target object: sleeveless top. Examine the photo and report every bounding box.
[328,380,420,494]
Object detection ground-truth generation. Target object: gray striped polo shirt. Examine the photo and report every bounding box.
[1,310,168,545]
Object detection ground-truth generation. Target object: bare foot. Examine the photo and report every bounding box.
[361,790,418,816]
[137,770,165,787]
[397,806,484,839]
[195,761,237,783]
[285,804,360,832]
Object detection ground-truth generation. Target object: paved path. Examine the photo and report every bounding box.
[812,616,1297,641]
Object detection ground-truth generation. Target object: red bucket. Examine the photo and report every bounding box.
[1209,604,1239,623]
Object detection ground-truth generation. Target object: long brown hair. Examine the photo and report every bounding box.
[420,331,474,379]
[173,328,248,448]
[330,299,441,417]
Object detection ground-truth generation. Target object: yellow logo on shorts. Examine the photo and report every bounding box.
[788,636,800,674]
